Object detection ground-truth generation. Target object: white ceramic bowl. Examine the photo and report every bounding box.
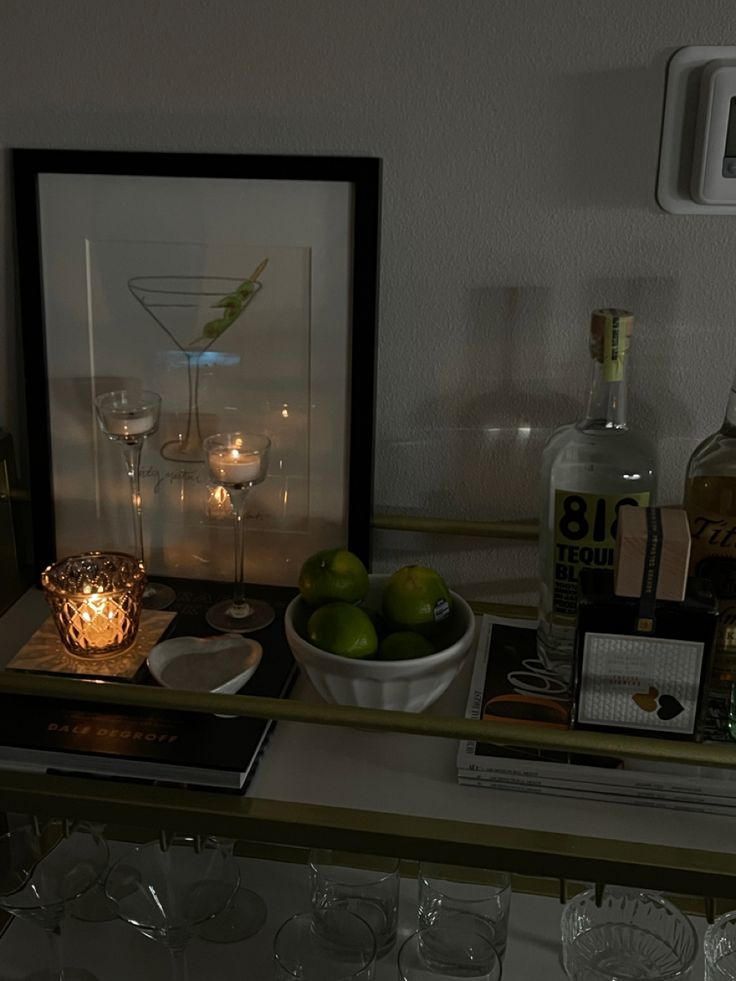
[147,634,262,694]
[284,574,476,712]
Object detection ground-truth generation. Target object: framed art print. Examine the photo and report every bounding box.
[13,149,381,587]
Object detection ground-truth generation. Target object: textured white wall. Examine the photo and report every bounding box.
[2,0,735,598]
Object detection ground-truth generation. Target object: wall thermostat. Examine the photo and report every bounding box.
[656,46,736,214]
[691,59,736,205]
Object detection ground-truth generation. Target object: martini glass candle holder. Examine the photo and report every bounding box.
[95,389,175,610]
[203,431,274,632]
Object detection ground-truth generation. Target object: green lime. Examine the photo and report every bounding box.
[306,602,378,659]
[360,605,389,641]
[298,548,369,606]
[379,630,435,661]
[382,565,453,635]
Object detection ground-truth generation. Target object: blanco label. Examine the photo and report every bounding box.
[578,632,705,734]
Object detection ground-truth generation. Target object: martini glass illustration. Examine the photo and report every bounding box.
[95,389,176,610]
[203,431,274,632]
[128,261,268,463]
[0,820,109,981]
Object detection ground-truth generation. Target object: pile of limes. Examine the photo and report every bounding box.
[297,548,453,661]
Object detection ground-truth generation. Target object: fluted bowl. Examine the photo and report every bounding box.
[284,574,476,712]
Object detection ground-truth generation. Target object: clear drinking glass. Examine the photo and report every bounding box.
[0,820,109,981]
[104,835,239,981]
[705,910,736,979]
[309,849,400,957]
[273,909,376,980]
[94,388,175,610]
[203,431,274,632]
[398,911,503,980]
[418,863,512,961]
[560,886,697,981]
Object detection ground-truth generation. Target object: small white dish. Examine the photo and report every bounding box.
[147,634,262,694]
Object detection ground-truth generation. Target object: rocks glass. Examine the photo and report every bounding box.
[309,849,400,957]
[398,911,503,980]
[418,862,512,961]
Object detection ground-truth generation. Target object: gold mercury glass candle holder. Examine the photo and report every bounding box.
[41,551,146,658]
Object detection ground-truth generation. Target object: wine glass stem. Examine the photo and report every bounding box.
[45,923,64,980]
[121,440,145,563]
[229,487,250,608]
[168,946,190,981]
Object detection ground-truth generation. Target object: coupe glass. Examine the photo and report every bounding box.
[128,265,267,463]
[105,835,239,981]
[705,910,736,979]
[195,837,267,944]
[561,886,697,981]
[95,389,176,610]
[0,820,109,981]
[203,431,274,632]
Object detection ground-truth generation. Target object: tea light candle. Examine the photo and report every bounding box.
[208,447,262,485]
[106,411,155,436]
[77,592,121,650]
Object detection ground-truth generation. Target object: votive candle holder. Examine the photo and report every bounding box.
[41,551,146,658]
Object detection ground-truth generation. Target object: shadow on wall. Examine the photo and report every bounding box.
[379,276,688,521]
[556,51,673,209]
[379,285,569,521]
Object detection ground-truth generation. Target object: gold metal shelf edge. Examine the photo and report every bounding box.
[1,769,735,898]
[3,671,736,768]
[372,514,539,541]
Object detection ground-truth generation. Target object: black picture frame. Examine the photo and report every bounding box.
[12,148,381,585]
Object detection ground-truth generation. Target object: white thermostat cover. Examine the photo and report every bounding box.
[657,45,736,214]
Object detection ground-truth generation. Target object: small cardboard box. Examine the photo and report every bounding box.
[614,506,691,602]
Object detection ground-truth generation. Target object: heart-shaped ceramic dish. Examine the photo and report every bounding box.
[147,634,262,694]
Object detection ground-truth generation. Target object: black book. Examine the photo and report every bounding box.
[0,579,299,792]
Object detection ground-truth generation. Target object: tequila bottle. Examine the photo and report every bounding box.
[683,371,736,739]
[537,309,657,679]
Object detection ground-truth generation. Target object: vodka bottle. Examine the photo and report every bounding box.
[683,371,736,738]
[537,309,657,679]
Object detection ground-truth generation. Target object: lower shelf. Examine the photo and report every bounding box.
[0,850,709,981]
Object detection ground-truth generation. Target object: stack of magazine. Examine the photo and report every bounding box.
[457,615,736,814]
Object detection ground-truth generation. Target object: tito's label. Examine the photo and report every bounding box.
[688,507,736,669]
[552,490,650,621]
